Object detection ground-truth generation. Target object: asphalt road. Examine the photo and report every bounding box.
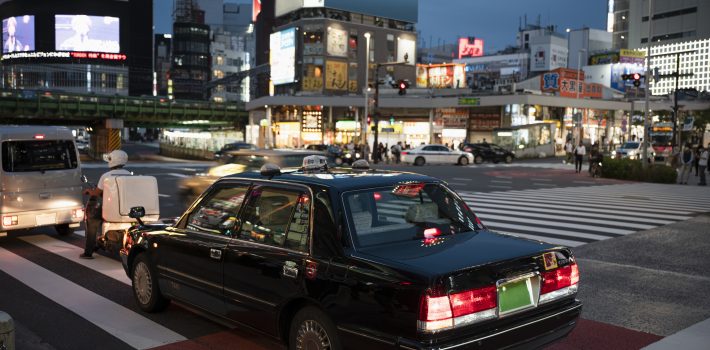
[2,153,710,350]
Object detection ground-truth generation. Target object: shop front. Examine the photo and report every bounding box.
[436,108,468,148]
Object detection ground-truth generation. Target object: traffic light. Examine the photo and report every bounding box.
[622,73,643,87]
[397,80,409,95]
[389,116,395,124]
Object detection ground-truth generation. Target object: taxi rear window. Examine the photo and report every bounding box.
[2,140,78,172]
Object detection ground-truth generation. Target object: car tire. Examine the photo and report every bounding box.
[505,155,513,164]
[334,157,343,166]
[132,253,170,313]
[55,224,74,236]
[458,156,469,165]
[289,306,342,350]
[414,157,425,166]
[474,155,483,164]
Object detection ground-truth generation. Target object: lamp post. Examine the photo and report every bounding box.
[363,32,371,159]
[642,0,653,169]
[576,48,586,145]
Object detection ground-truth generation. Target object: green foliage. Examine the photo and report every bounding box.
[601,157,677,183]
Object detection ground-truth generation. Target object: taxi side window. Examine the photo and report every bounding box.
[237,186,310,252]
[185,186,249,236]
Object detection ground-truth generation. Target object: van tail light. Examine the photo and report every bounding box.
[72,209,85,219]
[2,215,18,227]
[418,285,497,333]
[539,262,579,304]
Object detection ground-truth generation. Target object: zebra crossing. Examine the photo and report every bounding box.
[467,162,577,170]
[381,183,710,247]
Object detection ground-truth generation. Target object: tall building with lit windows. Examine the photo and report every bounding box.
[607,0,710,95]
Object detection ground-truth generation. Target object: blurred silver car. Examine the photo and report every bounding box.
[400,144,474,166]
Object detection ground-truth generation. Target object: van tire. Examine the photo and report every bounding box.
[55,224,74,236]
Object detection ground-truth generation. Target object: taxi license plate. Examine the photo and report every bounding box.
[498,277,535,315]
[36,213,57,226]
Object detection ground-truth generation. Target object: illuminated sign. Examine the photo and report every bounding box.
[540,68,602,99]
[270,28,296,85]
[2,15,35,54]
[0,51,126,61]
[252,0,262,22]
[55,15,120,53]
[458,37,484,59]
[415,63,466,89]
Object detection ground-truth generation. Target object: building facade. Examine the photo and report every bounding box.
[0,0,152,96]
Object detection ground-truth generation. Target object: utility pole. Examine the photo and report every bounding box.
[371,59,409,163]
[642,0,653,169]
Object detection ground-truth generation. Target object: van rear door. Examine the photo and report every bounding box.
[1,140,82,212]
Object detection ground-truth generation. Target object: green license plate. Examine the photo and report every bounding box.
[498,278,534,314]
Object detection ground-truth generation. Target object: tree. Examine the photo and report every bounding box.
[693,108,710,145]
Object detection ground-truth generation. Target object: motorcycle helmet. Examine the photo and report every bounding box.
[105,150,128,168]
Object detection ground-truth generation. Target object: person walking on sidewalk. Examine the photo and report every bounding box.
[678,144,695,184]
[693,146,700,176]
[698,145,709,186]
[574,141,586,173]
[564,140,574,164]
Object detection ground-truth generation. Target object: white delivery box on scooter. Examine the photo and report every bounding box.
[102,175,160,223]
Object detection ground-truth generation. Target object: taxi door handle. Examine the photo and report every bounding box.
[210,248,222,260]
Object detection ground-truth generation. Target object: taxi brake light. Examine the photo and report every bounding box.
[449,286,496,317]
[423,228,440,238]
[541,263,579,294]
[34,134,45,140]
[373,192,382,200]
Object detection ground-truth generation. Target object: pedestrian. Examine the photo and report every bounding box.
[588,142,599,174]
[574,141,586,173]
[693,146,700,176]
[564,140,574,164]
[394,142,403,163]
[698,145,709,186]
[678,144,694,184]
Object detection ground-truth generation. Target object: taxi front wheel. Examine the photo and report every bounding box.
[289,306,341,350]
[132,253,170,312]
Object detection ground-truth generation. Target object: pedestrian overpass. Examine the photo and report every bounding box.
[0,89,247,156]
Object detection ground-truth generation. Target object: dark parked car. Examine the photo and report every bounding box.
[463,143,515,164]
[214,142,258,160]
[122,157,581,350]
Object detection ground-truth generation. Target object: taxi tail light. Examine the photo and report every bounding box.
[2,215,18,226]
[401,151,409,155]
[418,285,497,333]
[539,263,579,304]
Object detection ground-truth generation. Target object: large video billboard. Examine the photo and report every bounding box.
[55,15,120,53]
[270,28,296,85]
[2,15,35,54]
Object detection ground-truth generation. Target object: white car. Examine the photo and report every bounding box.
[401,144,474,166]
[612,142,655,160]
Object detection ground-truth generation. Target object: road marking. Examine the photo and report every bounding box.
[19,235,130,285]
[473,208,656,230]
[479,214,634,235]
[494,176,512,179]
[75,230,85,237]
[491,180,512,183]
[0,246,186,349]
[530,178,552,182]
[166,173,189,178]
[452,178,472,181]
[159,194,171,198]
[573,180,597,184]
[488,185,512,189]
[447,182,468,186]
[481,221,614,241]
[466,202,675,224]
[532,183,557,187]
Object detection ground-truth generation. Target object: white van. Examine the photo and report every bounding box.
[0,126,84,236]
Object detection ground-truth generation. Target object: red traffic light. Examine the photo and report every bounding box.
[632,73,641,80]
[399,82,406,89]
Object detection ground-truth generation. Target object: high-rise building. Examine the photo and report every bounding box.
[154,34,172,97]
[171,0,211,100]
[608,0,710,49]
[567,28,613,71]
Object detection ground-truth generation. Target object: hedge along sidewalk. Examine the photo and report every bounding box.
[601,157,677,183]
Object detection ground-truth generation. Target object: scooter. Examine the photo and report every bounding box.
[81,174,160,254]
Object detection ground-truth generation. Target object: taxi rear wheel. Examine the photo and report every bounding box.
[458,156,469,165]
[289,306,341,350]
[414,157,425,166]
[505,155,513,164]
[132,253,170,312]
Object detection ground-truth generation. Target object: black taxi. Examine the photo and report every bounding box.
[120,157,581,350]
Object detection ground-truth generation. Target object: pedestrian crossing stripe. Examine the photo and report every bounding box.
[467,162,576,170]
[376,183,710,247]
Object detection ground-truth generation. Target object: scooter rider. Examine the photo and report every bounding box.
[80,150,131,259]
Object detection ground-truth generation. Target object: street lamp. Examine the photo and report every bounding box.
[363,32,371,159]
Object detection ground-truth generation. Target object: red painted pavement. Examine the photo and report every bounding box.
[151,318,662,350]
[546,318,663,350]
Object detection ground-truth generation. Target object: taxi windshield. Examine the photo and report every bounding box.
[343,183,483,247]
